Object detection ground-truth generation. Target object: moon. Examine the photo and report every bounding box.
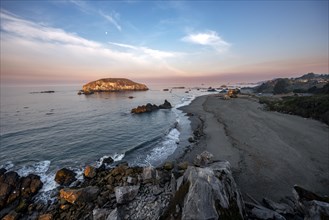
[105,31,108,35]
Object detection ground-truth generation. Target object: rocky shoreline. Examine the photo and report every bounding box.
[1,151,328,219]
[1,94,329,219]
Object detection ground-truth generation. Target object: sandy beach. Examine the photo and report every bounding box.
[180,94,329,202]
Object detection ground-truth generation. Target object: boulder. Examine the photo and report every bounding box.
[2,211,18,220]
[142,167,155,181]
[249,204,286,220]
[114,185,140,204]
[93,208,111,220]
[84,165,97,179]
[163,162,173,171]
[102,156,114,165]
[293,185,329,219]
[55,168,76,186]
[59,186,99,204]
[0,168,6,177]
[131,104,158,114]
[3,172,19,187]
[107,208,121,220]
[178,162,189,170]
[131,100,172,114]
[167,161,245,220]
[20,174,43,198]
[158,100,172,109]
[38,213,53,220]
[193,151,214,167]
[262,197,294,215]
[0,171,20,208]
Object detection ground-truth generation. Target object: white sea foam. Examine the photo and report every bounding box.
[144,128,180,166]
[13,160,59,203]
[112,153,125,161]
[0,161,14,170]
[16,161,51,177]
[97,153,125,167]
[175,94,195,109]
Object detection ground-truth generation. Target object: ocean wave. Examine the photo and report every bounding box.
[144,128,180,166]
[97,152,126,167]
[0,161,14,170]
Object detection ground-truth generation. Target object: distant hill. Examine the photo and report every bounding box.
[254,73,329,94]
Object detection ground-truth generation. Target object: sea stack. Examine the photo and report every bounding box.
[80,78,148,94]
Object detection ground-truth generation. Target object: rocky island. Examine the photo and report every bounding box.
[78,78,148,95]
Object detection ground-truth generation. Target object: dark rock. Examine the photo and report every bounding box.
[185,113,194,117]
[128,96,134,99]
[54,168,77,186]
[293,185,327,202]
[0,171,20,209]
[158,100,172,109]
[193,151,213,167]
[188,137,195,143]
[40,91,55,93]
[102,156,114,165]
[38,213,53,220]
[0,182,12,207]
[84,165,97,179]
[15,199,28,213]
[293,185,329,219]
[263,197,294,215]
[131,104,158,114]
[177,162,189,171]
[249,204,286,220]
[131,100,172,114]
[2,210,19,220]
[20,174,43,198]
[0,168,6,177]
[59,186,99,204]
[163,162,173,171]
[114,185,140,204]
[3,172,19,187]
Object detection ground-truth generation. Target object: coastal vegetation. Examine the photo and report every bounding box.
[259,94,329,125]
[256,73,329,125]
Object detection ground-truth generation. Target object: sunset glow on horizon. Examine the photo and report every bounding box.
[1,1,328,85]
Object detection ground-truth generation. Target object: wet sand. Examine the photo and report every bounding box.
[180,94,329,201]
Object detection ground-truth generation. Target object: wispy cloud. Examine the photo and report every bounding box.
[109,42,180,59]
[0,10,185,81]
[182,30,230,52]
[99,11,122,31]
[69,0,122,31]
[69,0,93,14]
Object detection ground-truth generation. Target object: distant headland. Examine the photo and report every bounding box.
[78,78,148,95]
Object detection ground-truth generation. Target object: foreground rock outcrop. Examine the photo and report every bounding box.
[0,169,43,219]
[79,78,148,94]
[131,100,172,114]
[1,151,328,219]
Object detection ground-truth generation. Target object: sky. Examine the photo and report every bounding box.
[0,1,328,85]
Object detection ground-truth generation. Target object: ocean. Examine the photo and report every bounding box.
[0,83,211,201]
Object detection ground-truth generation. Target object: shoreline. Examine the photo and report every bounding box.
[179,94,329,201]
[1,93,329,219]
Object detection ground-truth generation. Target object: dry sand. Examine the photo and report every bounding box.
[180,94,329,202]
